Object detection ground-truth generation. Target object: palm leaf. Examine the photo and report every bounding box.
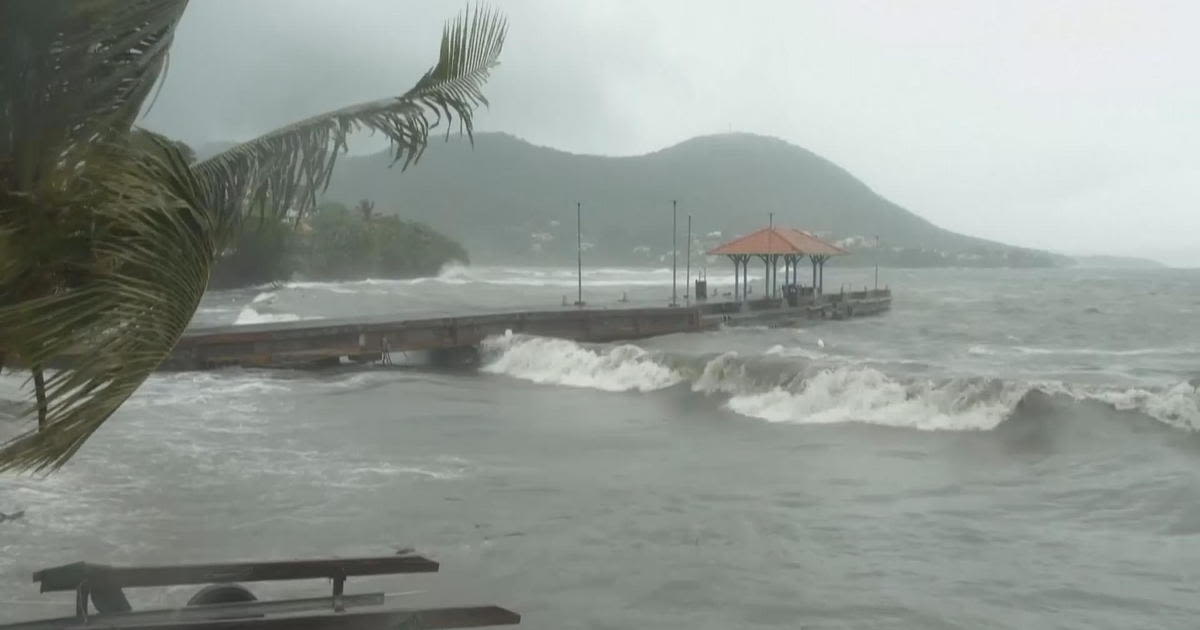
[1,0,191,466]
[193,5,507,232]
[0,137,212,472]
[0,5,506,472]
[0,0,190,190]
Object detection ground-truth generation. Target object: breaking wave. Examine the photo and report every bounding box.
[725,368,1027,431]
[480,334,683,392]
[689,352,1026,430]
[967,343,1200,358]
[233,306,308,325]
[233,290,321,325]
[708,358,1200,433]
[1084,381,1200,431]
[478,335,1200,433]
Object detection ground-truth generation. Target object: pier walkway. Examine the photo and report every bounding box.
[163,289,891,370]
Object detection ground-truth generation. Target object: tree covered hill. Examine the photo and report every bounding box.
[323,132,1069,268]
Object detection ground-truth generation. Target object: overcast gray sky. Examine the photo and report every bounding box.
[142,1,1200,266]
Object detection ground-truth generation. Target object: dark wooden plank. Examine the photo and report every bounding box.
[45,606,520,630]
[34,556,438,592]
[0,594,386,630]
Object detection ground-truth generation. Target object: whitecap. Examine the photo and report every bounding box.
[724,366,1025,431]
[764,344,827,360]
[233,306,314,325]
[692,352,751,395]
[480,335,681,392]
[1082,382,1200,431]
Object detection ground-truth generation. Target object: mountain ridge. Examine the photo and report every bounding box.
[308,131,1065,267]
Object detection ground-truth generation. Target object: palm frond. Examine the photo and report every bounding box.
[0,5,506,472]
[0,137,214,472]
[192,5,507,233]
[0,0,189,190]
[1,0,190,325]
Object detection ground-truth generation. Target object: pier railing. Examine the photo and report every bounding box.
[827,287,892,303]
[697,287,891,311]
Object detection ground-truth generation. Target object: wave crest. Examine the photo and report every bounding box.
[1084,381,1200,431]
[480,334,682,392]
[477,334,1200,433]
[234,306,307,325]
[724,367,1026,431]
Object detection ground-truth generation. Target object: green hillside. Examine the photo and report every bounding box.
[323,132,1068,268]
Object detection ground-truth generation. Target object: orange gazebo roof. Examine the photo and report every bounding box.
[707,226,849,257]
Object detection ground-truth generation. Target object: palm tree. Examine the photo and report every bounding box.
[0,1,506,472]
[355,199,377,223]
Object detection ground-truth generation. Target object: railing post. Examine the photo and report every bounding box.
[75,582,89,618]
[332,573,346,612]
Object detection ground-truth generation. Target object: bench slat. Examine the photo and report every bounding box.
[0,593,386,630]
[59,606,520,630]
[35,556,438,592]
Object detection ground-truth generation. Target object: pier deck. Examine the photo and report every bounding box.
[164,289,891,370]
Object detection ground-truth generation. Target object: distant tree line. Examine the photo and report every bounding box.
[209,200,470,289]
[830,244,1065,269]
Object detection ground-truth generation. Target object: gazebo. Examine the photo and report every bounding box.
[707,226,848,301]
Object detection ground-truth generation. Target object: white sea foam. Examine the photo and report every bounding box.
[221,265,756,298]
[692,352,753,394]
[280,281,361,294]
[1082,381,1200,431]
[421,265,747,288]
[708,358,1200,433]
[124,373,292,409]
[1014,345,1197,357]
[723,366,1026,431]
[233,306,313,325]
[335,462,468,482]
[764,344,827,360]
[480,334,682,392]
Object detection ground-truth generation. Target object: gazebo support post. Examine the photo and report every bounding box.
[771,255,780,298]
[742,255,748,300]
[729,255,739,302]
[811,257,818,296]
[760,255,769,299]
[817,255,827,295]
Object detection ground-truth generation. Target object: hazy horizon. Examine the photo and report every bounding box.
[141,1,1199,267]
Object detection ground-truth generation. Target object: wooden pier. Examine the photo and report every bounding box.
[164,305,708,370]
[163,289,891,371]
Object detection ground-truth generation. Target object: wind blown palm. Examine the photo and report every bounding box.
[0,1,506,472]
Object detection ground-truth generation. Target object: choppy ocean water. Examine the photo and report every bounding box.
[2,265,1199,629]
